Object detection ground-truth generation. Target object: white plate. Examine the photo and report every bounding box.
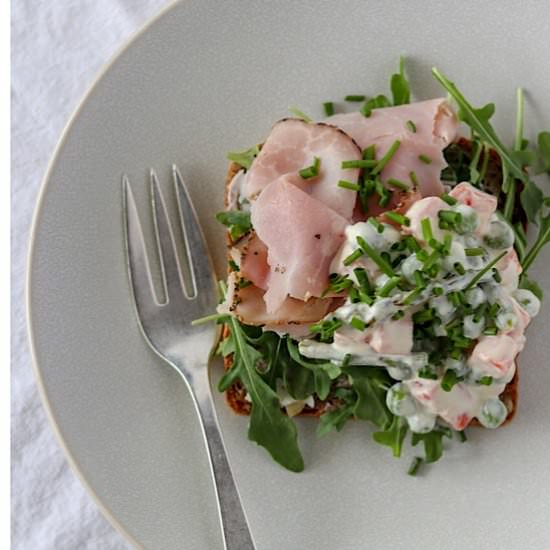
[28,2,550,549]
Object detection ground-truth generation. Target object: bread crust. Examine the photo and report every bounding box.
[220,143,519,425]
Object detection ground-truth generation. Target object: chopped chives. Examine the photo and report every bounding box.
[412,308,434,324]
[448,292,462,307]
[403,287,423,305]
[379,191,392,208]
[368,217,385,233]
[439,220,450,230]
[441,193,458,206]
[441,369,462,392]
[465,247,484,256]
[416,249,429,262]
[338,180,360,191]
[341,159,378,169]
[438,210,462,224]
[492,268,502,283]
[378,276,402,297]
[405,236,420,252]
[409,171,419,187]
[406,120,417,133]
[363,145,376,160]
[418,154,432,164]
[345,94,366,102]
[372,140,401,175]
[454,262,466,275]
[478,376,493,386]
[421,218,433,242]
[458,430,467,442]
[323,102,334,116]
[364,178,376,195]
[487,303,501,318]
[356,236,395,276]
[408,457,423,476]
[483,326,498,336]
[350,317,366,331]
[380,251,392,265]
[443,233,453,255]
[343,248,364,266]
[384,211,410,226]
[432,286,444,296]
[422,250,440,271]
[353,267,372,293]
[428,238,442,251]
[341,353,352,368]
[414,270,426,288]
[387,178,410,191]
[310,318,342,341]
[464,251,507,290]
[299,156,321,179]
[473,303,487,323]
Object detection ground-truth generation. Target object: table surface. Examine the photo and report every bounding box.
[11,2,169,548]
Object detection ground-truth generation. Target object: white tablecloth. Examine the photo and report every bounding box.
[12,2,170,548]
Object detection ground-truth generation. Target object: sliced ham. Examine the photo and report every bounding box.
[326,98,458,197]
[230,231,270,290]
[251,176,348,313]
[220,273,334,326]
[245,118,362,220]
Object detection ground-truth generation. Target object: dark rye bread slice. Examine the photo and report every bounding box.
[221,142,518,424]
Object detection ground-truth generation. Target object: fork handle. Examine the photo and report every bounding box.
[190,376,256,550]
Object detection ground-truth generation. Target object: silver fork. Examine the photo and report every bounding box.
[122,166,255,550]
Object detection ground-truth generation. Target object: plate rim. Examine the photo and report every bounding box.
[25,2,181,547]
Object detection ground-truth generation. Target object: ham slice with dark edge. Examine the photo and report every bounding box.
[245,118,362,220]
[251,176,348,313]
[326,98,458,197]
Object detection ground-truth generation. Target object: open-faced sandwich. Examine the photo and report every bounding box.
[199,60,550,474]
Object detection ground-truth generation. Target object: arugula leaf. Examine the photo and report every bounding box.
[286,339,341,381]
[536,131,550,175]
[411,430,448,463]
[222,318,304,472]
[317,389,356,437]
[432,68,527,185]
[372,415,408,457]
[282,353,315,400]
[343,366,392,429]
[227,144,260,170]
[522,209,550,272]
[390,56,410,106]
[519,274,544,301]
[215,210,252,240]
[520,180,544,225]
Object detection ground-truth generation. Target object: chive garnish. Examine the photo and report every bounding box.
[422,250,440,271]
[432,286,444,296]
[378,276,402,297]
[323,102,334,116]
[402,287,422,305]
[438,210,462,224]
[441,369,462,392]
[458,430,467,442]
[350,317,366,331]
[483,326,498,336]
[356,236,395,276]
[387,178,410,191]
[412,308,434,324]
[363,145,376,160]
[405,236,420,252]
[492,268,502,283]
[406,120,417,133]
[441,193,458,206]
[310,318,342,341]
[338,180,360,191]
[442,234,453,255]
[368,217,385,233]
[454,262,466,275]
[418,154,432,164]
[378,190,392,208]
[343,248,364,266]
[384,211,410,226]
[465,247,484,256]
[478,376,493,386]
[464,251,507,290]
[341,159,378,169]
[414,270,426,288]
[353,267,372,293]
[408,457,423,476]
[487,302,501,318]
[371,140,401,175]
[409,171,419,187]
[345,94,366,102]
[421,218,433,242]
[299,156,321,179]
[341,353,352,369]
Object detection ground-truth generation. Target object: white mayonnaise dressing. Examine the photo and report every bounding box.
[299,183,538,431]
